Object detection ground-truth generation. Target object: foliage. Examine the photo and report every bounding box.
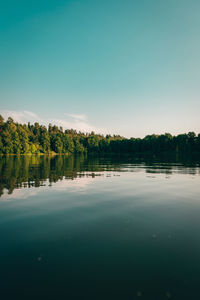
[0,115,199,155]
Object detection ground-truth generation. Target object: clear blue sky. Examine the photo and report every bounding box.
[0,0,199,137]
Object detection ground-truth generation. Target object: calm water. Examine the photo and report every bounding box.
[0,155,200,299]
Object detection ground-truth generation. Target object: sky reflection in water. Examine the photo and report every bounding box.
[0,155,200,299]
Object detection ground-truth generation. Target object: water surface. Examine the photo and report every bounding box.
[0,155,200,299]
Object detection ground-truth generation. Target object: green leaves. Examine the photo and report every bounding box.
[0,116,199,156]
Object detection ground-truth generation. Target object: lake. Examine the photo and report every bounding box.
[0,155,200,299]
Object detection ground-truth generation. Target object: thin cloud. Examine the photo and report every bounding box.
[0,110,41,124]
[0,110,107,134]
[51,116,106,134]
[64,113,88,121]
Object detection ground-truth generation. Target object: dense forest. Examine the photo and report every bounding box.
[0,115,200,155]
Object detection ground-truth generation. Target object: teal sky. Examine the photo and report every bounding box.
[0,0,199,137]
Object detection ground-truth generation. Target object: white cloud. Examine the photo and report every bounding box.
[0,110,41,124]
[0,110,107,134]
[64,113,87,121]
[52,117,105,133]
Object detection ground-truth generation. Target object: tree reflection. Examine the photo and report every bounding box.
[0,154,199,196]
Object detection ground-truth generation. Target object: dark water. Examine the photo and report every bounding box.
[0,155,200,299]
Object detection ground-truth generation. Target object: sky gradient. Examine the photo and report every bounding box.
[0,0,199,137]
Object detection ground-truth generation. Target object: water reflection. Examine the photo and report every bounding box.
[1,155,200,299]
[0,154,199,197]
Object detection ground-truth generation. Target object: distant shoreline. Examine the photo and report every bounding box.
[0,116,199,156]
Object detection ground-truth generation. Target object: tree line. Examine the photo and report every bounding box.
[0,115,200,155]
